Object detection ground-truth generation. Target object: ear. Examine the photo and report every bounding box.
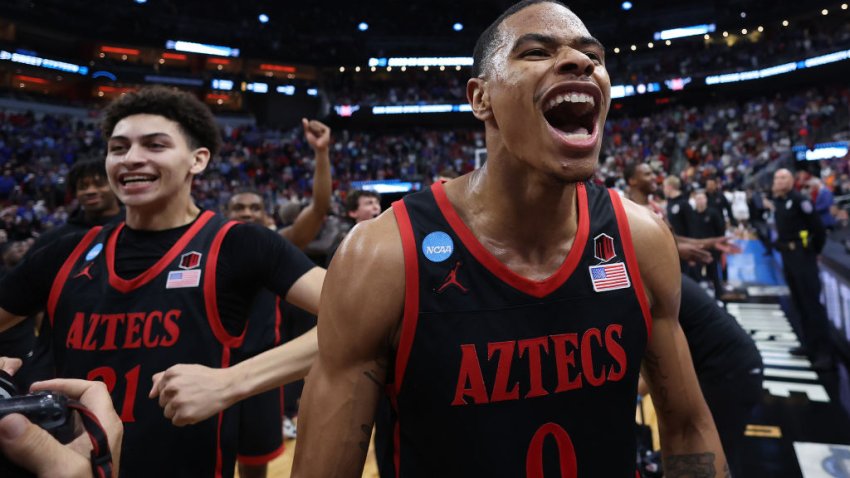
[467,78,492,121]
[189,147,211,175]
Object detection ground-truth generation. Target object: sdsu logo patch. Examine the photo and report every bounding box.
[179,251,202,270]
[422,232,454,263]
[593,233,616,263]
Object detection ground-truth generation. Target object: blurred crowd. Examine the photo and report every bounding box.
[0,82,848,271]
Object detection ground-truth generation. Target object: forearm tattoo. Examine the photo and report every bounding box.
[665,452,718,477]
[357,356,389,452]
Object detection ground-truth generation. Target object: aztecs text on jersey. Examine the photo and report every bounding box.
[387,182,651,478]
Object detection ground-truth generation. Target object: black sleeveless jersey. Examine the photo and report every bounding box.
[45,211,245,478]
[387,182,650,478]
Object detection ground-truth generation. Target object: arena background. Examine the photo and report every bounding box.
[0,0,849,476]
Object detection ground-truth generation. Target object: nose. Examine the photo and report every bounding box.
[554,48,595,78]
[121,144,145,166]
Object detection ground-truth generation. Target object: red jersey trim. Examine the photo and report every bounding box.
[204,221,244,349]
[391,200,420,392]
[236,442,285,465]
[274,296,282,345]
[608,190,652,340]
[106,210,215,293]
[47,226,103,326]
[431,181,590,299]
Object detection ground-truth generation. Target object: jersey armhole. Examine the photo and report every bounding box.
[204,221,245,348]
[608,190,652,341]
[390,200,420,393]
[47,226,103,326]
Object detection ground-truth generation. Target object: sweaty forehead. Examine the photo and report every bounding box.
[499,3,590,45]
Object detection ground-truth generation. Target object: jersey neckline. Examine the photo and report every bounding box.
[106,210,215,293]
[431,180,590,298]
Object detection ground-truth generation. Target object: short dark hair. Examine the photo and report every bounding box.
[344,190,380,214]
[227,188,265,208]
[101,86,222,158]
[471,0,569,78]
[67,158,107,195]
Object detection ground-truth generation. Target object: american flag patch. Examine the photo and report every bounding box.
[588,262,631,292]
[166,270,201,289]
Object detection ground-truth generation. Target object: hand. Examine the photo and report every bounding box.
[149,364,238,426]
[708,236,743,254]
[677,241,713,265]
[0,379,123,478]
[302,118,331,153]
[0,356,22,375]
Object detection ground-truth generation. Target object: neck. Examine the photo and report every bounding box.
[124,191,200,230]
[450,150,579,259]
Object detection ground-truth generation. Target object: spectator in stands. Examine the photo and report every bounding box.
[809,177,837,231]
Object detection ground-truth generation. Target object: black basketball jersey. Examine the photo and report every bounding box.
[46,211,244,478]
[387,181,650,478]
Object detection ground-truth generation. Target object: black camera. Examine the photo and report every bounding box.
[0,370,80,478]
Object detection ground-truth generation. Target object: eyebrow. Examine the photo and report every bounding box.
[109,132,173,142]
[511,33,606,53]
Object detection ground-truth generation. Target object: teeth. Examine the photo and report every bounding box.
[545,92,595,112]
[122,175,154,183]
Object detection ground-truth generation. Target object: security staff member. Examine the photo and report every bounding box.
[663,176,694,237]
[770,168,832,370]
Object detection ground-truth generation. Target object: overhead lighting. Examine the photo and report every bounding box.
[339,66,345,72]
[742,28,748,35]
[704,34,710,40]
[758,26,764,32]
[621,1,633,10]
[843,3,848,10]
[355,66,361,72]
[630,44,637,51]
[822,8,829,15]
[258,14,269,24]
[453,22,463,32]
[723,31,729,37]
[614,47,620,53]
[740,11,746,18]
[665,40,671,46]
[647,42,654,48]
[358,22,369,31]
[782,20,789,27]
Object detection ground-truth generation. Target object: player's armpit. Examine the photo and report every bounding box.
[0,308,27,334]
[292,211,404,478]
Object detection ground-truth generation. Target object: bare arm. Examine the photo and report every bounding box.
[280,119,332,249]
[292,212,404,478]
[150,267,325,426]
[624,199,728,477]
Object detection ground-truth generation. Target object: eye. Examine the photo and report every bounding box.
[521,48,549,58]
[108,145,126,153]
[585,51,603,63]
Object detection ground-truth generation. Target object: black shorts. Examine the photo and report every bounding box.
[236,386,284,466]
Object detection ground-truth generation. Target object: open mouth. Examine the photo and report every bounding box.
[541,86,601,143]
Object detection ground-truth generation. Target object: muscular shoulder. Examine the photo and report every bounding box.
[620,197,680,311]
[331,209,404,292]
[323,208,405,353]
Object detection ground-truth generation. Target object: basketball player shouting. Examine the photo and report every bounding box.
[0,86,323,478]
[291,1,727,476]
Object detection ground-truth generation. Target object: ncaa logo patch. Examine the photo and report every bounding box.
[85,243,103,262]
[422,232,454,263]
